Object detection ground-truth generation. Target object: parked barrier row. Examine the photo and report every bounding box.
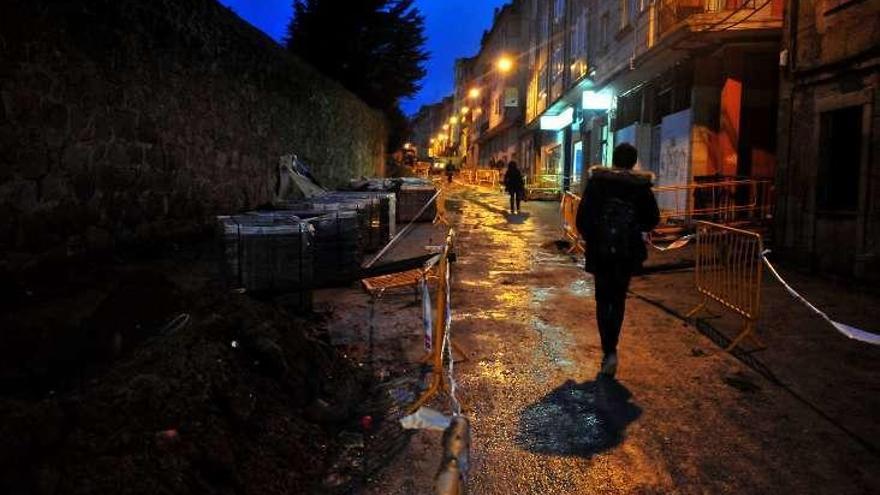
[687,221,765,351]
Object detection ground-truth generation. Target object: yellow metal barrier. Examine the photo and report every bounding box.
[653,179,772,226]
[687,221,765,351]
[475,169,499,187]
[560,192,584,253]
[526,174,563,200]
[409,229,465,413]
[434,186,449,226]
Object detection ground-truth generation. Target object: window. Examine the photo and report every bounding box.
[573,141,584,187]
[600,12,609,50]
[620,0,639,30]
[540,2,550,44]
[537,63,548,112]
[570,6,589,80]
[554,0,566,24]
[817,105,863,211]
[544,144,562,175]
[551,42,564,99]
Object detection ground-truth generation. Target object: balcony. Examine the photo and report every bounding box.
[657,0,783,38]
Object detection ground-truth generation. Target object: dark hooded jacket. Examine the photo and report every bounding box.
[503,166,525,194]
[576,166,660,273]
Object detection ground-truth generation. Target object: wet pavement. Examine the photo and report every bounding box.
[367,183,880,494]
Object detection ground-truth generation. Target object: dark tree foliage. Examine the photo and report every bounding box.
[286,0,427,149]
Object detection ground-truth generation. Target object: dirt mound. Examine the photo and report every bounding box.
[0,278,374,494]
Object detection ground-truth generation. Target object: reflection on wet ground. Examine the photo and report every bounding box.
[516,377,641,458]
[450,186,639,492]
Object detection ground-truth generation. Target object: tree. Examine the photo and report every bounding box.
[286,0,428,143]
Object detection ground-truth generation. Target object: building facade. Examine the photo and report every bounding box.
[411,96,455,160]
[524,0,784,196]
[775,0,880,280]
[464,2,530,170]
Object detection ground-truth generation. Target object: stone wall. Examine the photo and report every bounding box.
[0,0,387,262]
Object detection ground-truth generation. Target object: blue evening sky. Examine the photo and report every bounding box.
[217,0,507,115]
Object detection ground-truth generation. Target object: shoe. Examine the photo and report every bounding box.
[599,353,618,377]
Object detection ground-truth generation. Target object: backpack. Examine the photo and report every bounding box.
[595,197,638,260]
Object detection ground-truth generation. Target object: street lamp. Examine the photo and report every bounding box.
[468,87,480,99]
[497,56,513,73]
[461,106,469,114]
[449,116,459,125]
[443,124,449,130]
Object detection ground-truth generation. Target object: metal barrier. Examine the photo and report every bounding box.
[475,169,499,188]
[409,229,465,413]
[434,186,449,226]
[653,179,772,226]
[686,221,765,351]
[526,174,563,200]
[560,192,584,253]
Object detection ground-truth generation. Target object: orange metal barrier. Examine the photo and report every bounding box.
[409,229,465,413]
[458,169,475,184]
[687,221,765,351]
[653,179,772,226]
[560,192,584,254]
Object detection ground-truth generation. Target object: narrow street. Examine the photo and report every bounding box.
[371,183,879,494]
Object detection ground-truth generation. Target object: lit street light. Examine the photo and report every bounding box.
[497,56,513,73]
[468,88,480,99]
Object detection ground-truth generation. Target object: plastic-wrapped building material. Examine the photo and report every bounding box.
[218,214,315,295]
[249,210,362,288]
[283,197,379,252]
[397,184,438,223]
[309,192,396,252]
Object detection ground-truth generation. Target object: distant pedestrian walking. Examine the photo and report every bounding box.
[576,143,659,377]
[446,160,456,184]
[503,161,526,214]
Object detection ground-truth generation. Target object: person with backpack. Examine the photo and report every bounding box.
[576,143,660,377]
[503,160,526,214]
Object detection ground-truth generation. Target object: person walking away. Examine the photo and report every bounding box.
[576,143,659,377]
[503,161,526,214]
[445,160,456,184]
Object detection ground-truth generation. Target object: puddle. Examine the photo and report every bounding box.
[568,278,594,297]
[530,287,555,304]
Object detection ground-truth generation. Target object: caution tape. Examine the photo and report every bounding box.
[762,252,880,345]
[421,276,434,352]
[441,257,461,416]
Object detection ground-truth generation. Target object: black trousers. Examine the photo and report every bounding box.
[593,263,633,356]
[509,191,522,212]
